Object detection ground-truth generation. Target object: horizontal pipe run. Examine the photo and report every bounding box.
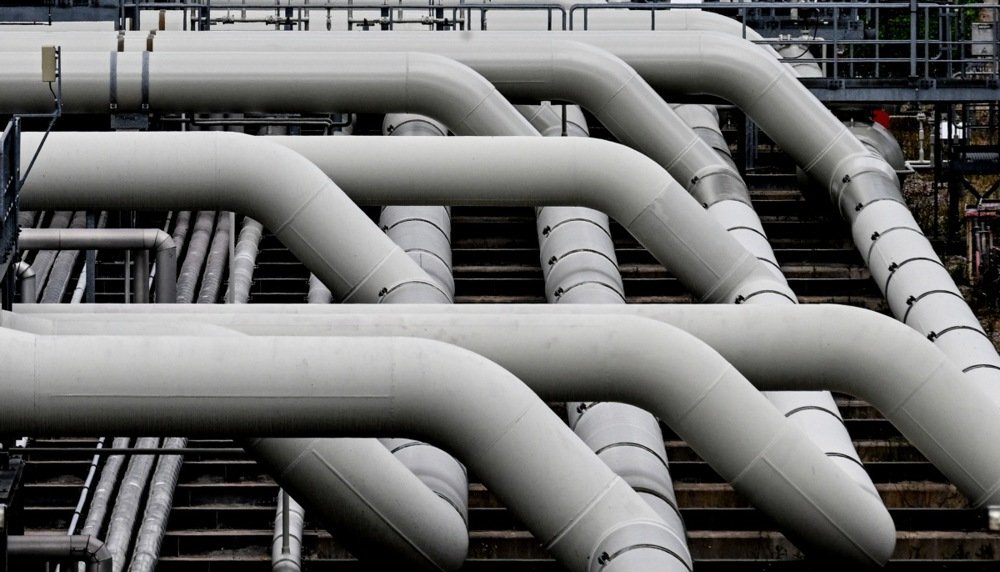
[19,228,177,303]
[0,327,671,572]
[23,303,1000,512]
[17,131,442,304]
[269,135,789,305]
[6,309,901,566]
[8,535,112,572]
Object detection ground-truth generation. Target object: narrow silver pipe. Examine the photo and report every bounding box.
[0,328,677,572]
[128,437,185,572]
[41,210,87,304]
[272,493,303,572]
[523,103,689,570]
[79,437,131,542]
[9,535,113,572]
[27,210,73,299]
[6,309,900,566]
[132,249,150,304]
[68,437,107,536]
[103,437,160,572]
[19,228,178,303]
[226,217,263,304]
[197,212,232,304]
[175,211,215,304]
[14,261,36,305]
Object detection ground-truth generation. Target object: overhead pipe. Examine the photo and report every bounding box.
[14,261,36,304]
[33,302,1000,515]
[271,135,789,305]
[0,327,682,572]
[672,102,875,492]
[16,131,444,304]
[0,50,534,138]
[7,308,899,566]
[9,535,113,572]
[18,228,177,303]
[521,104,688,563]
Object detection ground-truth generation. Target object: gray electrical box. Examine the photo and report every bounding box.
[972,23,996,58]
[40,46,56,83]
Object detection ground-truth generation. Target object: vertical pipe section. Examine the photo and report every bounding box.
[523,103,689,569]
[378,113,467,527]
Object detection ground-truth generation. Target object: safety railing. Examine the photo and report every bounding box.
[0,119,20,286]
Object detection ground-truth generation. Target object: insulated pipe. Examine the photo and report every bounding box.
[9,535,113,572]
[0,51,535,138]
[272,493,304,572]
[80,438,131,545]
[224,208,467,571]
[0,329,679,572]
[129,437,185,572]
[522,105,687,557]
[227,217,263,304]
[33,303,1000,514]
[17,131,444,305]
[41,210,87,304]
[9,309,897,566]
[175,211,215,304]
[18,228,177,303]
[104,437,160,572]
[270,135,790,305]
[14,261,36,305]
[673,102,875,492]
[377,113,467,526]
[194,220,229,302]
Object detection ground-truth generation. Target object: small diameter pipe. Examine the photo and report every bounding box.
[175,211,215,304]
[19,228,177,303]
[227,218,263,304]
[197,212,232,304]
[9,535,113,572]
[41,210,87,304]
[14,261,36,305]
[68,437,107,536]
[9,309,899,567]
[0,329,676,572]
[103,437,160,572]
[272,492,303,572]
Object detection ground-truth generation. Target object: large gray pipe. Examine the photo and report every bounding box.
[30,303,1000,514]
[16,131,440,304]
[672,103,875,492]
[18,228,177,303]
[0,327,680,572]
[4,308,899,566]
[521,103,689,569]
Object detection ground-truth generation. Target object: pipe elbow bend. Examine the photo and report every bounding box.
[151,229,176,255]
